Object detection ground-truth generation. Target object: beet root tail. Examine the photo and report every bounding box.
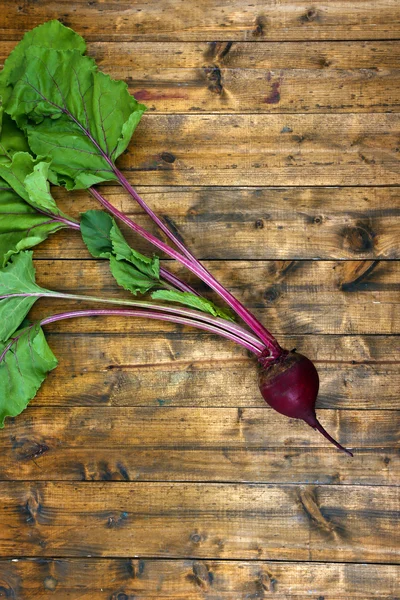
[308,417,353,457]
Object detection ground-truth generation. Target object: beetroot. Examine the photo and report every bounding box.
[258,350,353,456]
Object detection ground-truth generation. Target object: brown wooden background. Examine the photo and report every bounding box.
[0,1,399,598]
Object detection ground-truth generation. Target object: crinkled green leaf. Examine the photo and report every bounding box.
[0,152,48,201]
[81,210,158,277]
[81,210,161,295]
[0,114,64,212]
[5,43,146,190]
[0,20,86,106]
[0,188,65,268]
[23,160,70,217]
[0,251,48,341]
[110,220,159,279]
[151,289,235,321]
[0,109,30,164]
[81,211,233,316]
[80,210,114,258]
[0,111,75,263]
[0,322,58,427]
[0,150,75,266]
[0,108,68,215]
[109,256,159,296]
[0,229,55,268]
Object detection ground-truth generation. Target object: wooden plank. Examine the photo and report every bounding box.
[112,114,400,186]
[2,41,399,113]
[0,1,399,41]
[0,482,398,561]
[30,259,400,334]
[38,186,400,260]
[3,39,399,71]
[28,334,400,409]
[93,59,400,116]
[1,408,397,485]
[0,558,398,599]
[85,40,400,70]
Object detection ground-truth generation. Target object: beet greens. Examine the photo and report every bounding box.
[0,20,353,455]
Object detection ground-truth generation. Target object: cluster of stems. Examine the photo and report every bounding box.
[60,103,283,359]
[2,172,284,362]
[2,107,284,363]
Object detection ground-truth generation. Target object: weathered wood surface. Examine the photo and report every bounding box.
[0,1,399,41]
[0,482,398,562]
[1,408,397,485]
[2,40,400,113]
[26,334,400,410]
[0,559,398,600]
[37,186,400,260]
[0,2,399,598]
[30,259,400,334]
[115,114,400,186]
[1,113,395,186]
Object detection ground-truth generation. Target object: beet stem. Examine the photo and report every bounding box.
[40,310,264,354]
[0,308,266,365]
[63,104,280,352]
[0,290,264,351]
[114,165,198,264]
[90,187,282,357]
[60,216,199,296]
[310,418,353,457]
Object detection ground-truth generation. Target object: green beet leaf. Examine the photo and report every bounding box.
[0,251,49,341]
[81,210,160,295]
[5,43,146,190]
[80,209,114,258]
[0,154,75,266]
[151,290,235,321]
[0,110,30,163]
[0,152,50,202]
[81,210,159,277]
[110,220,160,279]
[0,188,66,268]
[0,323,58,427]
[24,160,70,218]
[0,20,86,106]
[110,256,159,295]
[81,210,234,316]
[0,112,76,264]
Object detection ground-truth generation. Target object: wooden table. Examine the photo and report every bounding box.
[0,1,399,598]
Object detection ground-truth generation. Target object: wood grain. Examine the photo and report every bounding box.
[26,334,400,410]
[0,558,398,599]
[2,40,399,113]
[0,0,398,591]
[1,408,397,485]
[37,186,400,260]
[110,113,400,186]
[0,482,398,562]
[4,38,399,72]
[0,1,399,41]
[30,259,400,334]
[32,344,400,410]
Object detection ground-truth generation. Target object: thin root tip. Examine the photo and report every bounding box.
[311,418,354,457]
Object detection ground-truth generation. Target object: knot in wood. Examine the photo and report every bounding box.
[160,152,176,164]
[342,224,375,253]
[301,7,320,22]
